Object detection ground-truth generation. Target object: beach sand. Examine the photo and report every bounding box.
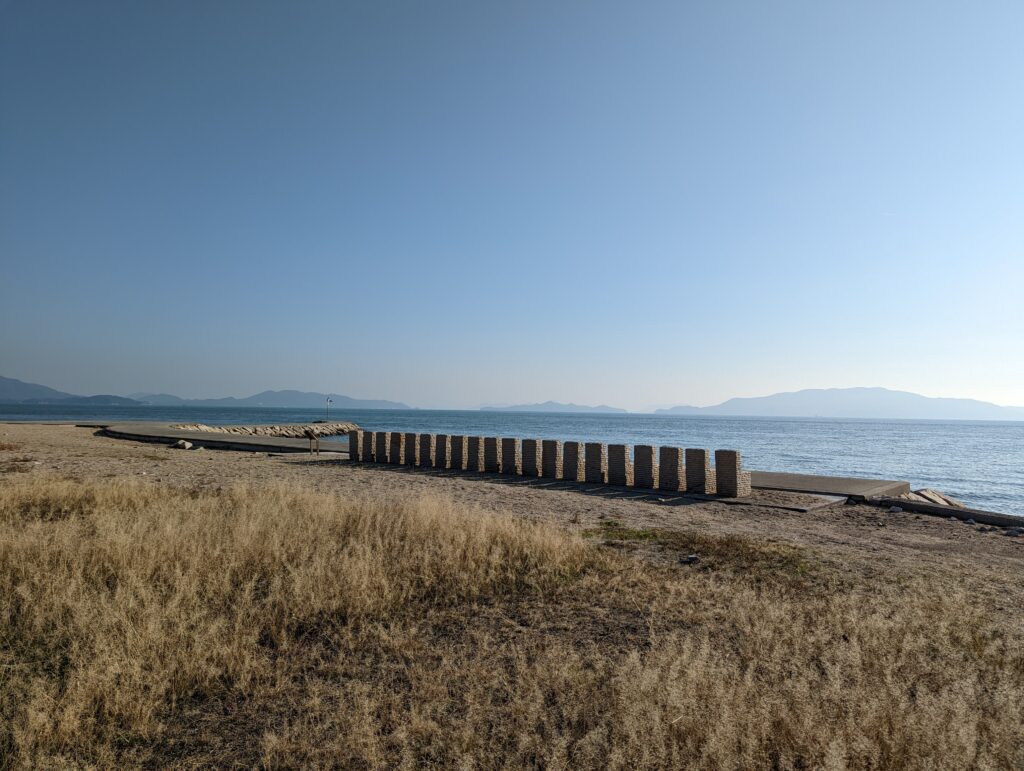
[2,423,1022,616]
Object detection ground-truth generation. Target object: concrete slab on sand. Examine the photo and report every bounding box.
[100,423,350,455]
[752,471,909,498]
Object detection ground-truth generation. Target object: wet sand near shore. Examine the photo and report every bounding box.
[3,423,1022,621]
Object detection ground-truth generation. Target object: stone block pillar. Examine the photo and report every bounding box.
[634,445,655,489]
[658,447,683,491]
[404,432,418,465]
[362,431,375,462]
[374,431,389,463]
[389,432,403,465]
[607,444,631,486]
[562,441,581,481]
[348,429,361,461]
[541,439,562,479]
[450,435,467,470]
[715,449,751,497]
[685,448,716,494]
[500,438,520,475]
[434,434,449,469]
[521,439,540,477]
[483,437,500,472]
[418,433,434,467]
[467,436,483,472]
[584,442,606,484]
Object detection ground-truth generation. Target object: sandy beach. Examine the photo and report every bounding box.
[3,423,1022,613]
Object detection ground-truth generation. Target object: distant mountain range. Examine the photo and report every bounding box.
[655,387,1024,421]
[127,390,410,410]
[0,375,410,410]
[480,401,628,414]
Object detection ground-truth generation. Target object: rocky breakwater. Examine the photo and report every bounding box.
[170,422,358,439]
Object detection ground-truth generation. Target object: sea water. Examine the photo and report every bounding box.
[3,404,1022,516]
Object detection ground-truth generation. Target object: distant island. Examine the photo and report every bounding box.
[655,387,1024,421]
[480,401,628,414]
[0,375,410,410]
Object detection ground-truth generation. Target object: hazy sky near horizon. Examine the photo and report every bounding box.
[2,1,1022,410]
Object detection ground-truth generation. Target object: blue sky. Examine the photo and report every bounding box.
[1,0,1022,410]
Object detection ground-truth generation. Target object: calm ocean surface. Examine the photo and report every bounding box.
[4,405,1023,516]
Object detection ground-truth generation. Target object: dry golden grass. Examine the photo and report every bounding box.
[1,476,1021,769]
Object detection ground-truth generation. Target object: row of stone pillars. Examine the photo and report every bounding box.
[348,430,752,497]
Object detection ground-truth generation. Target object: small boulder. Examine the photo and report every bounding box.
[1004,527,1024,537]
[173,440,193,450]
[680,554,700,565]
[965,518,976,525]
[888,506,902,513]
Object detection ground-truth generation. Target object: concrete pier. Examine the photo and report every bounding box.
[348,430,361,461]
[585,442,606,484]
[450,435,467,470]
[633,445,655,489]
[685,448,716,494]
[521,439,539,477]
[418,433,434,467]
[404,432,417,466]
[658,447,683,491]
[434,434,449,469]
[467,436,483,472]
[715,449,751,497]
[389,432,403,464]
[501,438,520,475]
[562,441,581,481]
[375,431,389,463]
[541,439,561,479]
[483,437,500,472]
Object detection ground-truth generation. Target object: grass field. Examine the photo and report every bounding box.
[1,476,1021,768]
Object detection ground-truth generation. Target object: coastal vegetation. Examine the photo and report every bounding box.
[1,477,1021,768]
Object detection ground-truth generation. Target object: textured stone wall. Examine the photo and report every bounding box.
[483,437,500,472]
[562,441,580,481]
[404,432,418,466]
[418,433,434,467]
[434,434,449,469]
[467,436,483,472]
[362,431,375,462]
[685,448,716,494]
[500,438,520,475]
[658,447,683,491]
[714,449,751,497]
[521,439,539,477]
[540,439,561,479]
[584,442,606,484]
[633,445,655,489]
[450,435,466,470]
[389,432,403,464]
[348,430,361,462]
[607,444,629,486]
[374,432,389,463]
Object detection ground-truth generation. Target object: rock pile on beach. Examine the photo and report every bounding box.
[170,422,358,438]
